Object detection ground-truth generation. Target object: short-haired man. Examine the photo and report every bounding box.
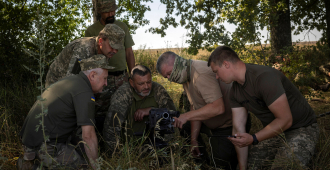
[157,52,239,169]
[103,65,176,152]
[208,46,319,169]
[18,55,113,170]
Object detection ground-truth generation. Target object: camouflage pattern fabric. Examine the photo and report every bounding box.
[97,0,118,13]
[94,72,129,117]
[248,123,319,170]
[18,143,87,169]
[99,24,125,50]
[79,54,114,71]
[103,81,176,153]
[45,37,98,88]
[168,55,192,84]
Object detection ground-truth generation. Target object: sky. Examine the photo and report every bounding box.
[90,0,324,50]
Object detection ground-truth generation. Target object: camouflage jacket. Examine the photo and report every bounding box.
[45,37,98,87]
[103,81,176,152]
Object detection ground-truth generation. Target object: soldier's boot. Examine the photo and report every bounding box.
[17,155,37,170]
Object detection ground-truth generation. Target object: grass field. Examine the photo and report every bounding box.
[1,43,330,169]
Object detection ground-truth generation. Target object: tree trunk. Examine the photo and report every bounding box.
[270,0,292,55]
[324,0,330,49]
[92,0,101,23]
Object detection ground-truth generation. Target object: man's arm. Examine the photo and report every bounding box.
[173,97,225,128]
[230,93,293,148]
[190,104,202,157]
[82,125,98,169]
[125,47,135,73]
[230,107,249,170]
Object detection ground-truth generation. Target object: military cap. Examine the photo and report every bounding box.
[97,0,118,13]
[79,54,115,71]
[99,24,125,50]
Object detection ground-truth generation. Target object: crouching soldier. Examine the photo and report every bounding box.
[103,65,176,153]
[18,55,113,170]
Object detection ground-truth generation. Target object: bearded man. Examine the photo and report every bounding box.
[103,65,176,152]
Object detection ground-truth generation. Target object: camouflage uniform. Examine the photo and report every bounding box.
[248,123,319,169]
[45,24,125,87]
[17,143,87,169]
[103,82,176,152]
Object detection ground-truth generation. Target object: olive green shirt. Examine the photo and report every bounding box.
[230,64,316,130]
[103,82,176,152]
[85,20,135,72]
[126,88,159,137]
[20,72,96,148]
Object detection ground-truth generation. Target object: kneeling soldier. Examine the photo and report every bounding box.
[103,65,176,153]
[18,55,113,170]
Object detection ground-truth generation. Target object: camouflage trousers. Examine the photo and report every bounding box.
[17,143,87,170]
[94,72,128,134]
[248,123,319,170]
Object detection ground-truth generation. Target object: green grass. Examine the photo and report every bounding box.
[1,45,330,169]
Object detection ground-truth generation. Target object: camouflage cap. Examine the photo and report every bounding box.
[99,24,125,50]
[97,0,118,13]
[79,54,115,71]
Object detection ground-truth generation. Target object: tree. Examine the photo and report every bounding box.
[0,0,91,84]
[148,0,328,55]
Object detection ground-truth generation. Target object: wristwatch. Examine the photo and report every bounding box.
[252,134,259,145]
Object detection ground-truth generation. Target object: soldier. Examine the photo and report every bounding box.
[208,46,319,169]
[85,0,135,114]
[156,51,244,169]
[103,65,176,153]
[18,55,113,170]
[45,23,125,134]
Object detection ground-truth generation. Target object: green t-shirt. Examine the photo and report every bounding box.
[230,64,316,131]
[126,88,159,137]
[85,20,135,72]
[20,72,96,148]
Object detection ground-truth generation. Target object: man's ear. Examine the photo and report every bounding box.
[223,61,230,69]
[98,38,103,47]
[89,71,97,81]
[129,78,134,87]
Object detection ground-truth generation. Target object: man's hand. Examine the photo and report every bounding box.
[190,140,201,157]
[228,133,253,148]
[173,114,188,129]
[134,107,152,121]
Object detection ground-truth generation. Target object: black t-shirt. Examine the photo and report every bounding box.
[230,64,316,130]
[20,72,95,148]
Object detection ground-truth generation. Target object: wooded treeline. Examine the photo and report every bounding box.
[1,0,329,84]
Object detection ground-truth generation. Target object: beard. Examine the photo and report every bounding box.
[134,87,151,97]
[105,16,115,24]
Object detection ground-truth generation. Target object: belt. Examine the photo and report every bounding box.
[108,69,127,76]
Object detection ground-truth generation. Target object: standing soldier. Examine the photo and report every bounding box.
[85,0,136,131]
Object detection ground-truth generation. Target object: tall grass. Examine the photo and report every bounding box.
[1,42,330,169]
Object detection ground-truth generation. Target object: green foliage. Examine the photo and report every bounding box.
[0,0,91,86]
[116,0,152,34]
[149,0,328,55]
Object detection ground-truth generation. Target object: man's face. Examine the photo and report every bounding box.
[160,64,173,79]
[91,69,108,93]
[99,38,118,58]
[210,62,232,84]
[101,11,116,24]
[129,73,152,97]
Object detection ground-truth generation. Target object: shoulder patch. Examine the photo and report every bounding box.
[91,97,95,102]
